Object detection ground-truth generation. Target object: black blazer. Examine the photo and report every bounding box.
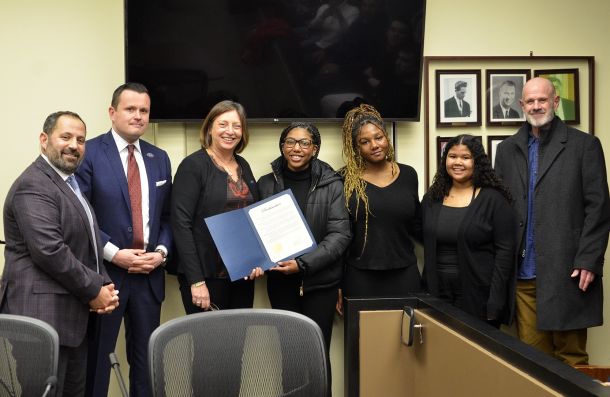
[422,188,517,324]
[171,149,259,284]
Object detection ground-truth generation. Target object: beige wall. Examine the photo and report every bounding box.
[1,0,610,395]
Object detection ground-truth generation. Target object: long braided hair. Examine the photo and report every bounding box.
[340,104,396,252]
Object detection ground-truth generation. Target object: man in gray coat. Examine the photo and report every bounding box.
[0,111,119,396]
[495,77,610,365]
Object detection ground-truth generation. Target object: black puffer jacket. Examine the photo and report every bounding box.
[257,157,351,293]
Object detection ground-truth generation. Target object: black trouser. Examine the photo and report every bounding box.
[343,265,422,298]
[267,275,337,396]
[177,273,254,314]
[13,323,88,397]
[267,275,337,353]
[176,274,255,396]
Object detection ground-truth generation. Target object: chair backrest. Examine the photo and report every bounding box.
[0,313,59,397]
[149,309,329,397]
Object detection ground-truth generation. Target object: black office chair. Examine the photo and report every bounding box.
[0,314,59,397]
[148,309,329,397]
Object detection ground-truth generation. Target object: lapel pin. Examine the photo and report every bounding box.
[146,152,154,158]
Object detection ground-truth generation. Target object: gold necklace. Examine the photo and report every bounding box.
[208,149,235,177]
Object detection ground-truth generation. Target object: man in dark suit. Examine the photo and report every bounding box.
[77,83,172,397]
[492,80,521,119]
[495,77,610,365]
[1,111,119,396]
[444,80,471,117]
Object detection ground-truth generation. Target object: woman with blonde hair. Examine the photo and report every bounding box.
[338,104,422,313]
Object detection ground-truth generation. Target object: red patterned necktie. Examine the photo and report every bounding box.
[127,144,144,249]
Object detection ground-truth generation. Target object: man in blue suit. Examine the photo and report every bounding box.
[77,82,172,397]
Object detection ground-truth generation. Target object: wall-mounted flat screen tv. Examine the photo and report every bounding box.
[126,0,426,121]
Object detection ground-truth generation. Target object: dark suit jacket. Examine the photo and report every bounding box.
[421,188,517,325]
[1,156,109,347]
[171,149,258,285]
[76,131,172,302]
[558,97,576,120]
[492,104,520,119]
[495,117,610,330]
[444,96,471,117]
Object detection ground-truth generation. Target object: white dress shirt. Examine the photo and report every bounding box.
[103,130,152,261]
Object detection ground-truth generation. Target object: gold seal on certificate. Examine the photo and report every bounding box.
[205,190,317,280]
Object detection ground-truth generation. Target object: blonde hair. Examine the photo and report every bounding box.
[340,104,396,252]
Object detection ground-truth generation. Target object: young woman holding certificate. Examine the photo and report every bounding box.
[257,121,351,356]
[171,100,262,314]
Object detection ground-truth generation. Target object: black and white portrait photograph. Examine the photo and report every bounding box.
[486,69,530,126]
[436,70,481,127]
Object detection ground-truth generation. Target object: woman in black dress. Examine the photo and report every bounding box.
[422,134,516,326]
[338,104,422,313]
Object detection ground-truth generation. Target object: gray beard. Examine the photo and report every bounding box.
[526,109,554,128]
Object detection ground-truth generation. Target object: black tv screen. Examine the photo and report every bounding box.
[126,0,426,121]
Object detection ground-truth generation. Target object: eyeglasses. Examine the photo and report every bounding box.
[283,138,313,148]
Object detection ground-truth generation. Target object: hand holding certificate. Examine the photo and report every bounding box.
[204,190,316,281]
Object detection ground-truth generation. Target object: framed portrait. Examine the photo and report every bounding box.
[534,68,580,124]
[424,56,594,188]
[487,135,511,167]
[436,136,451,165]
[486,69,530,126]
[437,135,483,166]
[436,70,481,127]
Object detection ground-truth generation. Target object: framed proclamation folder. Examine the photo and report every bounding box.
[204,189,317,281]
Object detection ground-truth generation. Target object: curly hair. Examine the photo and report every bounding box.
[428,134,512,202]
[340,104,396,251]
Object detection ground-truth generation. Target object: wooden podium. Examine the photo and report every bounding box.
[344,295,610,397]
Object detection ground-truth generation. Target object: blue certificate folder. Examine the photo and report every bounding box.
[204,189,317,281]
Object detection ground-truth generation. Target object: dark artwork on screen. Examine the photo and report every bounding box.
[126,0,426,121]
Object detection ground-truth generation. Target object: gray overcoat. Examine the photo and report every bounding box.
[495,117,610,331]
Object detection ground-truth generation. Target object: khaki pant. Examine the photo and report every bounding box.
[516,280,588,365]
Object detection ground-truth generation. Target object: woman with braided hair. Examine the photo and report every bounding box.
[337,104,422,314]
[422,134,516,327]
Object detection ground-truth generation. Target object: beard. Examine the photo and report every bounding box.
[47,147,82,174]
[526,108,554,128]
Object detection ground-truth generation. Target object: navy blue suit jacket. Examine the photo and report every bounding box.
[76,131,172,302]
